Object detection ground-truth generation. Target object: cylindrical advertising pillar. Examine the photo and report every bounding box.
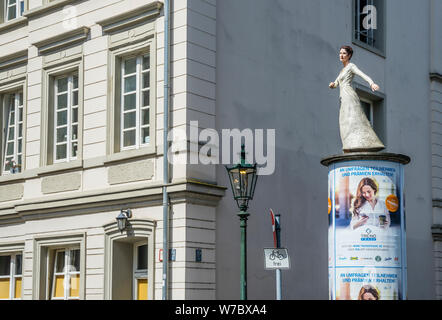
[321,153,410,300]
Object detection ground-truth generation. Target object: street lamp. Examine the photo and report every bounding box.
[225,145,258,300]
[116,209,132,233]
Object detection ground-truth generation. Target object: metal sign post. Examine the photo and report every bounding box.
[268,210,288,300]
[275,214,282,300]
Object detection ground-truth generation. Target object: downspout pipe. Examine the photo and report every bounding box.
[162,0,170,301]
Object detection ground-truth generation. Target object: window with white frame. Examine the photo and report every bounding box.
[133,242,148,300]
[2,91,23,175]
[0,253,22,300]
[54,74,79,163]
[353,0,385,54]
[50,248,80,300]
[5,0,25,22]
[121,54,150,150]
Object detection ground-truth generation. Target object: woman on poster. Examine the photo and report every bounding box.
[329,45,385,152]
[350,177,390,230]
[338,282,380,300]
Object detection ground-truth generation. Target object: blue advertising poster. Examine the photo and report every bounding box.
[328,161,406,300]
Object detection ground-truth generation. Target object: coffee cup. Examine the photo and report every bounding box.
[379,215,387,226]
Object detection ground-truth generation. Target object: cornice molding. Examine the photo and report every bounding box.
[430,72,442,83]
[31,26,90,54]
[432,224,442,241]
[321,152,411,167]
[433,199,442,208]
[0,180,226,224]
[0,16,27,33]
[23,0,77,19]
[97,1,163,34]
[103,219,156,235]
[0,50,28,69]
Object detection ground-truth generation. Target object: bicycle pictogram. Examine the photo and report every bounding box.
[264,248,290,270]
[269,249,284,261]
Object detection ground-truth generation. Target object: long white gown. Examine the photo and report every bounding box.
[333,63,385,152]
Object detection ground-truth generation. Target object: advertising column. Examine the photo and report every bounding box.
[323,154,410,300]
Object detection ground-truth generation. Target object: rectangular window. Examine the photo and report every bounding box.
[133,242,148,300]
[361,98,374,126]
[33,234,85,300]
[121,54,150,150]
[2,92,23,175]
[0,253,22,300]
[50,248,80,300]
[354,84,386,146]
[353,0,385,54]
[54,74,79,163]
[5,0,25,22]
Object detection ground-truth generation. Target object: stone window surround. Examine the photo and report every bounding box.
[99,2,160,160]
[40,58,84,167]
[32,232,86,300]
[0,242,25,256]
[0,59,27,176]
[108,39,156,158]
[31,26,89,168]
[0,0,28,25]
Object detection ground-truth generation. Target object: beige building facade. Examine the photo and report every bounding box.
[0,0,221,300]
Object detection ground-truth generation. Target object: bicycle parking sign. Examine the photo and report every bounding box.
[264,248,290,270]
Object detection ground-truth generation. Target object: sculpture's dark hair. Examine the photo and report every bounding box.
[340,45,353,60]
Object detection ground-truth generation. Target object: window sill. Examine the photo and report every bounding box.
[0,159,83,184]
[37,159,83,176]
[23,0,76,19]
[353,83,385,101]
[0,170,35,184]
[352,39,386,59]
[0,147,157,184]
[103,145,157,166]
[0,16,28,33]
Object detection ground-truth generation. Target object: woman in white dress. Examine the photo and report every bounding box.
[350,177,390,230]
[329,46,385,153]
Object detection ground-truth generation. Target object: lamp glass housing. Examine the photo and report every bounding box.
[116,212,128,232]
[225,146,258,211]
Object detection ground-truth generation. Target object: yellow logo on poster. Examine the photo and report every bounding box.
[385,195,399,212]
[328,198,331,214]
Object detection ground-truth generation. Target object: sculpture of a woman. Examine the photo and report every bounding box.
[329,46,385,153]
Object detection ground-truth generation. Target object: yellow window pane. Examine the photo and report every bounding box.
[69,274,80,297]
[0,279,10,299]
[14,278,22,299]
[137,279,148,300]
[54,275,65,298]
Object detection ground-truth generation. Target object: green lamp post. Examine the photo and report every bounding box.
[225,145,258,300]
